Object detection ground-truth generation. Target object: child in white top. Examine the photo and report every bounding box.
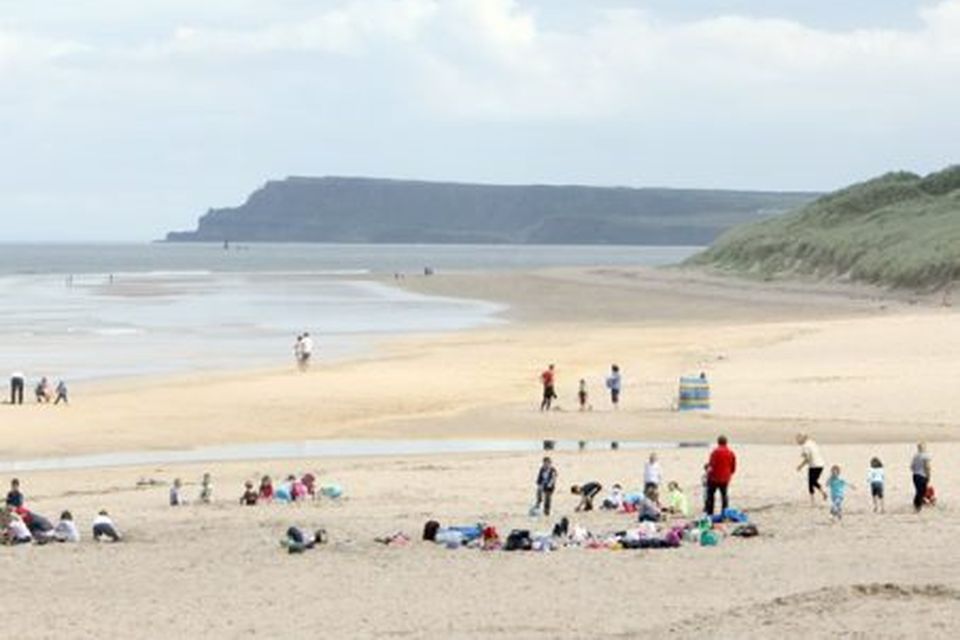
[867,457,885,514]
[53,510,80,543]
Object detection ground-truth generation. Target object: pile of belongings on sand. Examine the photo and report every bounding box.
[418,508,758,553]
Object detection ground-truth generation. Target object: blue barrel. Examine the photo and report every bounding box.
[679,376,710,410]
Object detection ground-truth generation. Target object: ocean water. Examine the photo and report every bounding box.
[0,243,700,382]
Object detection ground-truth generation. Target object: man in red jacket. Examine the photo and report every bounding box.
[705,435,737,515]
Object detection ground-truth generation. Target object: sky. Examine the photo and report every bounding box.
[1,0,958,241]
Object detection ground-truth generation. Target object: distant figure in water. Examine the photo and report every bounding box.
[540,364,556,412]
[293,334,304,369]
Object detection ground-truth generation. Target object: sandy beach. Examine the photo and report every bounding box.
[3,266,960,637]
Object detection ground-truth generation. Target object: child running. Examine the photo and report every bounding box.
[827,465,855,521]
[867,457,885,513]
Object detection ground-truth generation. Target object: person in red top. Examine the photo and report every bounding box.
[539,364,557,412]
[704,435,737,515]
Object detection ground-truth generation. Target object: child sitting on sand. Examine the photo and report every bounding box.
[638,485,662,523]
[198,473,213,503]
[828,465,854,521]
[169,478,187,506]
[53,510,80,543]
[240,481,259,506]
[259,476,274,502]
[601,484,624,510]
[571,481,602,512]
[867,457,885,514]
[1,508,31,545]
[664,481,690,517]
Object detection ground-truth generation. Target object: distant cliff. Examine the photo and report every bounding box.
[165,177,816,245]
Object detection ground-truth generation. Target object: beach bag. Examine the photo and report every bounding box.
[504,529,532,551]
[732,524,759,538]
[321,484,343,499]
[422,520,440,541]
[700,530,719,546]
[924,485,937,505]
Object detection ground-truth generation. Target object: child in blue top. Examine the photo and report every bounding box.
[828,465,855,521]
[867,457,884,514]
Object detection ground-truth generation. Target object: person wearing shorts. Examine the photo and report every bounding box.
[796,433,827,505]
[540,364,556,412]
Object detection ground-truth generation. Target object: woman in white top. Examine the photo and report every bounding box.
[796,433,827,505]
[643,452,663,490]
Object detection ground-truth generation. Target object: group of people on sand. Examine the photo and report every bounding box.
[794,434,935,520]
[168,471,340,507]
[532,450,700,523]
[292,333,314,371]
[533,434,937,526]
[7,372,68,405]
[1,478,120,545]
[540,363,622,412]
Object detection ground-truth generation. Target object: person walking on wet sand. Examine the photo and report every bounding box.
[534,457,557,516]
[540,364,556,411]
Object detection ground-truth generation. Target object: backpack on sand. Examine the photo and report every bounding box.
[504,529,532,551]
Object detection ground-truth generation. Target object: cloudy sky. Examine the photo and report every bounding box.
[1,0,958,241]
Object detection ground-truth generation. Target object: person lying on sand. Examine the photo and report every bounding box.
[282,526,327,554]
[571,481,602,512]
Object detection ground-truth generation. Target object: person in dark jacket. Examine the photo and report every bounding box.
[534,457,558,516]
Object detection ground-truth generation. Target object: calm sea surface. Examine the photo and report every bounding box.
[0,243,700,381]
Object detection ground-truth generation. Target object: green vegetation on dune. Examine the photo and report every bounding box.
[688,166,960,290]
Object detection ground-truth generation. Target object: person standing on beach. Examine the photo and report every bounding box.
[293,334,304,370]
[9,371,24,405]
[534,457,557,516]
[605,364,622,409]
[300,332,314,370]
[704,435,737,516]
[910,442,932,513]
[540,364,556,412]
[796,433,827,505]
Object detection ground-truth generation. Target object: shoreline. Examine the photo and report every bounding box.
[3,265,959,464]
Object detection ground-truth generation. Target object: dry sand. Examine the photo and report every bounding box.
[2,266,959,637]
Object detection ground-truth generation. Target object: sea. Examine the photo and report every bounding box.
[0,243,700,382]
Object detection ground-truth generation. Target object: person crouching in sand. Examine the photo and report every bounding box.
[571,481,602,512]
[92,510,122,542]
